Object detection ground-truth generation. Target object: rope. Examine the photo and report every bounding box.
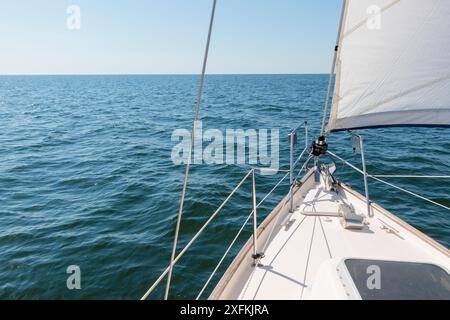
[164,0,217,300]
[141,169,252,300]
[196,170,290,300]
[327,151,450,212]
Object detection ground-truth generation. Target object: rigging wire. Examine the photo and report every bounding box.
[372,175,450,179]
[196,147,312,299]
[164,0,218,300]
[142,168,252,301]
[327,151,450,212]
[195,170,291,300]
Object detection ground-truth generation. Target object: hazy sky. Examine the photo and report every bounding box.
[1,0,343,75]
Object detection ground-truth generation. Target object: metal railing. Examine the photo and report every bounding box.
[140,168,254,300]
[141,122,311,300]
[349,131,372,217]
[141,127,449,300]
[327,150,450,212]
[289,122,309,213]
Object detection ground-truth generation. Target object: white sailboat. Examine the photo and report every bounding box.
[142,0,450,300]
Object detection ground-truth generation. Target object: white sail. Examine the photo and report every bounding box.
[328,0,450,132]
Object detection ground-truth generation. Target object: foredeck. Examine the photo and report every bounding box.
[211,169,450,300]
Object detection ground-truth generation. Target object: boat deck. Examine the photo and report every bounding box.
[211,169,450,300]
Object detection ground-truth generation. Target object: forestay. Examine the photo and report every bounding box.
[328,0,450,132]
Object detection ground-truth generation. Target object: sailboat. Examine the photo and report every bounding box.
[142,0,450,300]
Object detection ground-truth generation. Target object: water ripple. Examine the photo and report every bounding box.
[0,75,448,299]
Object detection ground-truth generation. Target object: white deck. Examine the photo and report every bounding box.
[210,168,450,300]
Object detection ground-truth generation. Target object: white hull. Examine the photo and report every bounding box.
[210,167,450,300]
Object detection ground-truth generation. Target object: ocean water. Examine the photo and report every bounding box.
[0,75,448,300]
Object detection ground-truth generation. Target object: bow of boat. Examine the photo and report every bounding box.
[210,167,450,300]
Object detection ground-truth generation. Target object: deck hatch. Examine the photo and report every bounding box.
[344,259,450,300]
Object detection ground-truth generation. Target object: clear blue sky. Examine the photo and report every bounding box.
[0,0,342,75]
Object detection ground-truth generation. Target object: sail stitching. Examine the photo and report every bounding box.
[341,0,442,119]
[359,75,450,115]
[363,0,443,115]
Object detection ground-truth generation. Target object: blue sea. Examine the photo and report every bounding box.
[0,75,448,299]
